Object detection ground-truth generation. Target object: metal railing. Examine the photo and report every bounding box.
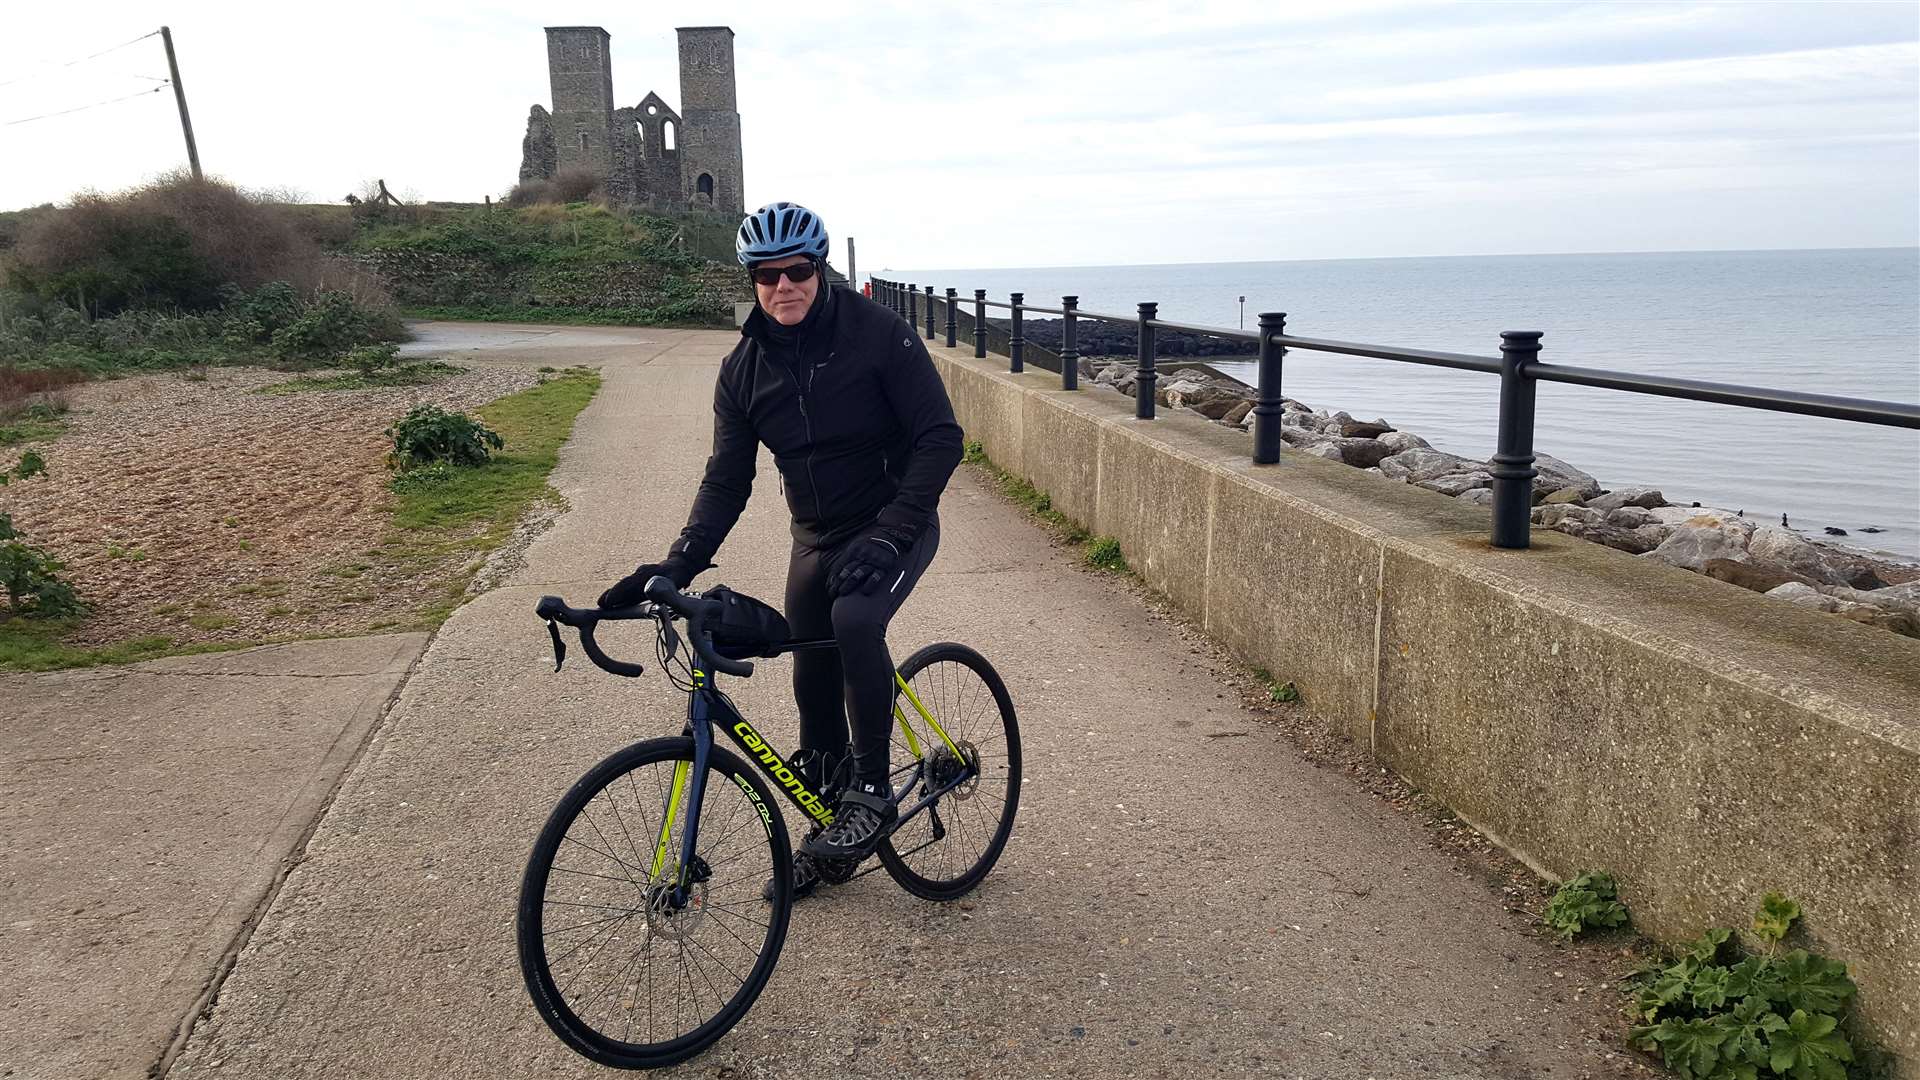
[866,275,1920,551]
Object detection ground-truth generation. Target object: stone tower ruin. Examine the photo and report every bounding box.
[517,25,745,214]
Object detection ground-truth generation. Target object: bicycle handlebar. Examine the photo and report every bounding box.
[534,577,755,680]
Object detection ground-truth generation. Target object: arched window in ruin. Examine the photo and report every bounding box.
[663,120,676,151]
[697,173,714,206]
[580,131,590,151]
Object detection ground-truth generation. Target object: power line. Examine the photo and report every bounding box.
[4,82,170,127]
[0,29,161,89]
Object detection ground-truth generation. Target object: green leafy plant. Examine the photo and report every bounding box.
[346,342,401,376]
[12,448,47,480]
[1627,895,1860,1080]
[1752,892,1801,945]
[1085,536,1127,572]
[386,404,503,469]
[0,513,84,617]
[1544,871,1629,939]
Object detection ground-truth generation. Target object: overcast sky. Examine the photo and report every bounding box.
[2,1,1915,269]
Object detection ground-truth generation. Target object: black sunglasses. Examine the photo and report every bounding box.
[748,262,818,286]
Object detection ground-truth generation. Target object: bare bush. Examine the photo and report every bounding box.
[10,172,327,315]
[505,169,602,208]
[550,169,602,203]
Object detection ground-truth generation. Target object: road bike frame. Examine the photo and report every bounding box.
[649,659,972,886]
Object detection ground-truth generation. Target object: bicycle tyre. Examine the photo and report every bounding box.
[878,643,1022,901]
[517,736,791,1069]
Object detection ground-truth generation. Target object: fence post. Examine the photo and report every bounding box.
[1252,312,1287,464]
[945,288,958,348]
[1010,292,1025,373]
[1490,330,1543,549]
[1060,295,1079,390]
[925,285,936,340]
[907,283,918,328]
[1135,302,1158,419]
[974,289,987,359]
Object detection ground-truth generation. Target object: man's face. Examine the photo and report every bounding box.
[753,255,820,327]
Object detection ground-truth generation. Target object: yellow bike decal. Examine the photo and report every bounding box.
[651,758,689,878]
[894,671,963,759]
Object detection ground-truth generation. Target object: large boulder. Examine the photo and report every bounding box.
[1221,400,1253,425]
[1766,582,1920,637]
[1703,558,1804,593]
[1525,453,1603,501]
[1377,430,1431,454]
[1643,512,1756,572]
[1747,526,1853,586]
[1457,488,1496,506]
[1534,503,1602,528]
[1335,416,1395,439]
[1379,448,1481,485]
[1541,487,1588,505]
[1604,506,1663,530]
[1420,470,1493,497]
[1557,520,1666,555]
[1332,437,1394,469]
[1589,487,1667,512]
[1299,441,1346,461]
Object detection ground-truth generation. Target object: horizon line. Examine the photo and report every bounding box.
[880,243,1920,276]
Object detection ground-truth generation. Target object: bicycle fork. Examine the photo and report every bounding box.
[650,687,718,898]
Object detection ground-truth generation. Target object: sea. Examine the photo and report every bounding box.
[888,248,1920,558]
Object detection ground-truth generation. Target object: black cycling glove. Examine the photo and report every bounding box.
[827,535,905,597]
[599,553,705,609]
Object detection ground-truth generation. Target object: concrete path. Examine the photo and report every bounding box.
[164,324,1649,1079]
[1,633,424,1080]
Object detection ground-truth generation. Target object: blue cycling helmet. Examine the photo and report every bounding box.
[736,201,829,266]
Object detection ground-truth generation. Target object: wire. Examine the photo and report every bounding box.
[0,29,160,89]
[3,82,169,127]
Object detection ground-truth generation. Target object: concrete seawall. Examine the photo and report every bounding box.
[928,343,1920,1068]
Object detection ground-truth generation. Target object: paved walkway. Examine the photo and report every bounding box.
[164,324,1648,1079]
[1,633,424,1080]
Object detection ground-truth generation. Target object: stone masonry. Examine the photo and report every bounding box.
[517,25,745,213]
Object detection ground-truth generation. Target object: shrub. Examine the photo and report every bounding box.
[1627,894,1859,1080]
[506,169,602,208]
[387,405,503,469]
[346,343,400,376]
[0,513,84,617]
[1544,871,1630,939]
[271,290,401,361]
[8,173,322,316]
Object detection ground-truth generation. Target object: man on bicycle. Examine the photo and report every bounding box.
[599,202,962,897]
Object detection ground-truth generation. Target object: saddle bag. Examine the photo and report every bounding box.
[699,585,792,659]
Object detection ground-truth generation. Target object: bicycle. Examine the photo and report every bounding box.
[517,576,1022,1069]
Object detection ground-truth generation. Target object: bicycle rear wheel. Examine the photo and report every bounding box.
[517,736,791,1069]
[878,643,1021,901]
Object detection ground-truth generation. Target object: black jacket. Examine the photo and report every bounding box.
[670,284,963,567]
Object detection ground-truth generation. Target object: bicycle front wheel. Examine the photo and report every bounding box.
[879,643,1022,900]
[517,736,791,1069]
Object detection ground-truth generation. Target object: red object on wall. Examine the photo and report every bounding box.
[863,282,872,298]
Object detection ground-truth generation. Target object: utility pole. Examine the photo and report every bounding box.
[159,26,202,179]
[847,237,857,286]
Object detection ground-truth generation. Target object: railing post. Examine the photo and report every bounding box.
[1135,301,1158,419]
[907,282,918,328]
[945,288,958,348]
[1060,295,1079,390]
[1490,330,1543,549]
[925,285,936,340]
[1252,312,1287,464]
[973,289,987,359]
[1009,292,1025,373]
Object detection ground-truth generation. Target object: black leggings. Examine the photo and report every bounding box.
[784,518,940,790]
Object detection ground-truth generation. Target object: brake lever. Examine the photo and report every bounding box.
[658,616,682,663]
[544,618,567,672]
